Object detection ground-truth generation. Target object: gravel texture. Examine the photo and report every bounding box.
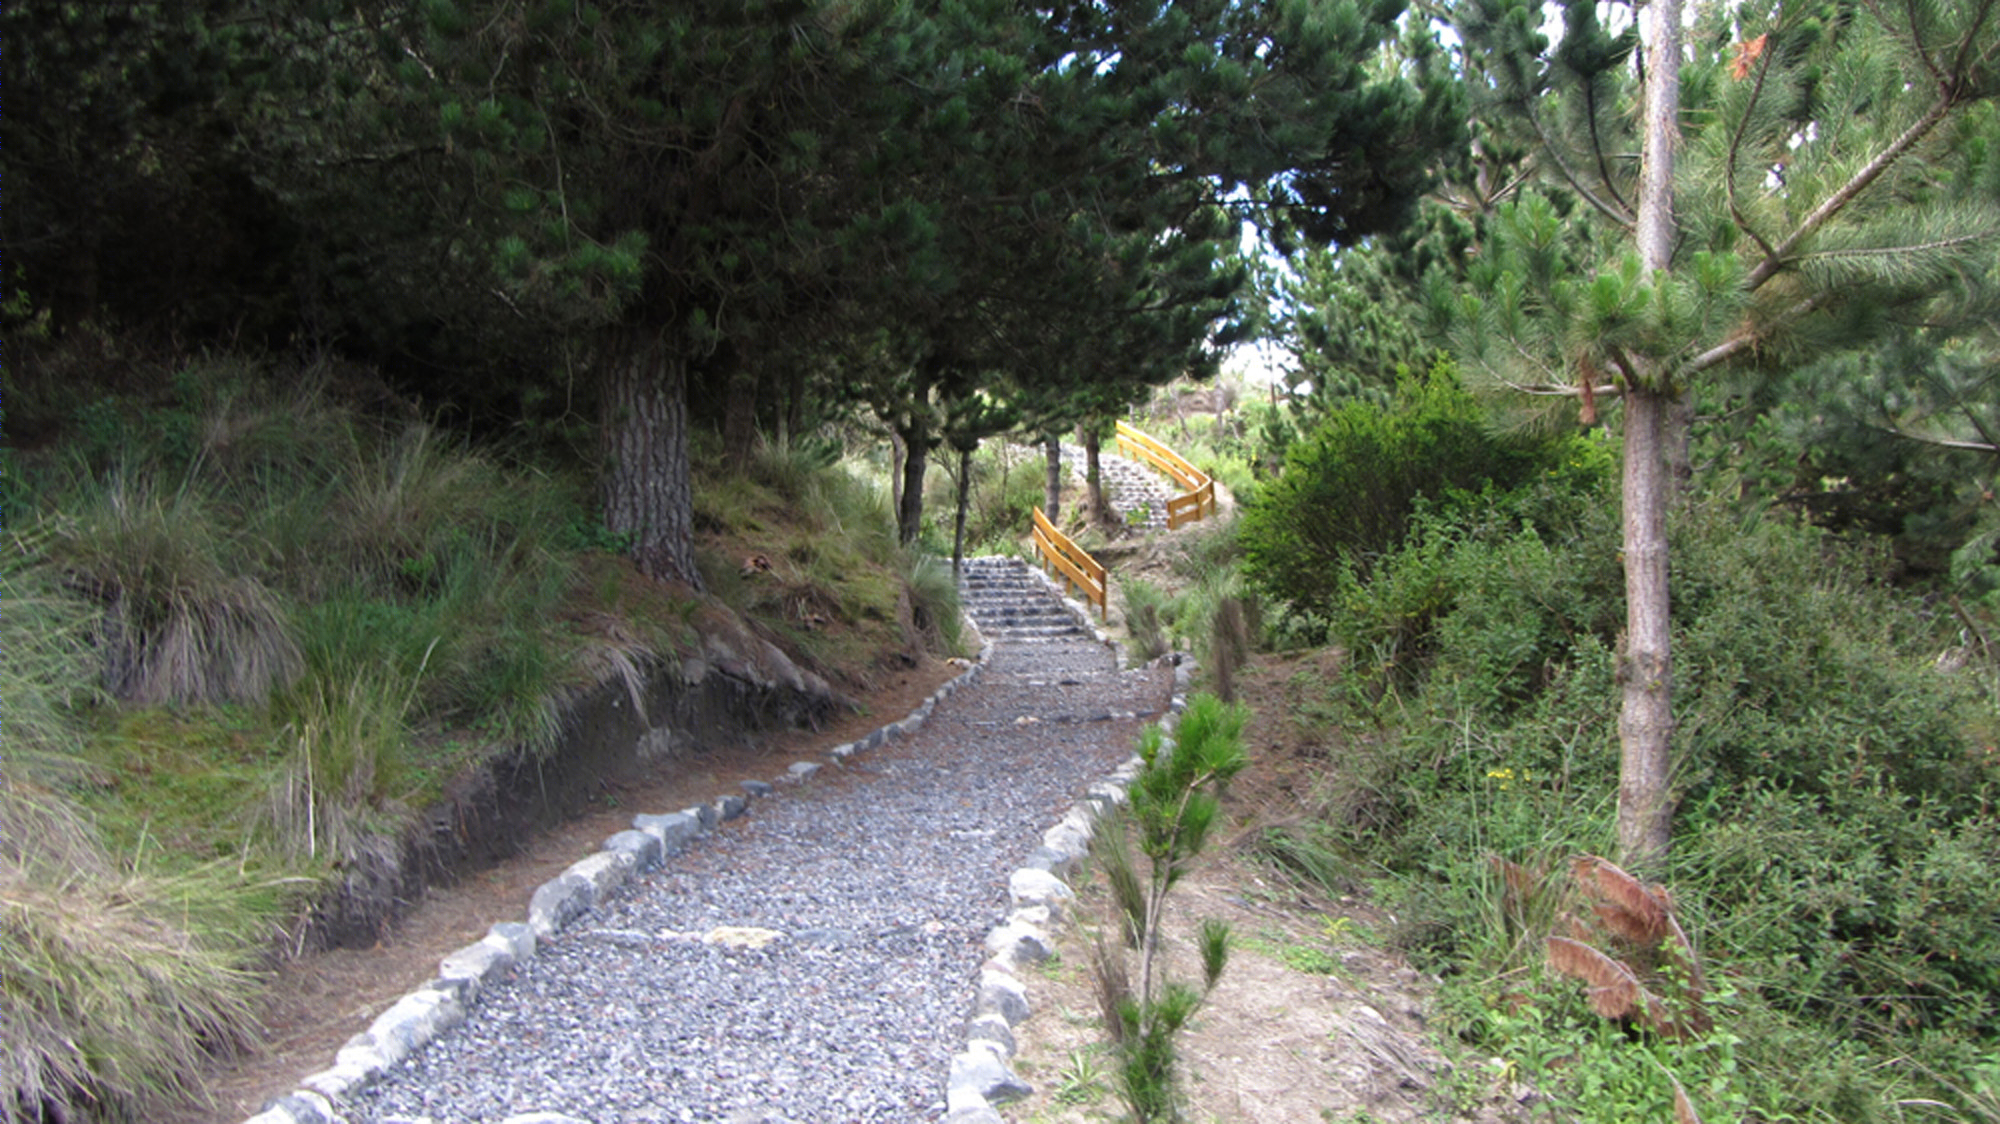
[340,629,1169,1124]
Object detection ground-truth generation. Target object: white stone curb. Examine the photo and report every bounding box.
[236,629,997,1124]
[946,657,1193,1118]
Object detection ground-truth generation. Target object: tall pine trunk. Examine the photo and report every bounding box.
[897,412,930,547]
[722,367,758,470]
[1043,438,1062,526]
[1618,0,1683,870]
[889,430,906,525]
[952,446,972,579]
[1082,424,1113,526]
[600,323,704,591]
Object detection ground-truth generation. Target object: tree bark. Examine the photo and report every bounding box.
[1043,437,1062,526]
[1617,0,1683,871]
[600,323,704,591]
[1082,424,1114,526]
[1619,387,1675,870]
[897,412,930,547]
[722,367,758,470]
[890,430,906,524]
[953,446,973,579]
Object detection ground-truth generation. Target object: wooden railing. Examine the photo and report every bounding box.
[1114,420,1217,530]
[1031,505,1107,620]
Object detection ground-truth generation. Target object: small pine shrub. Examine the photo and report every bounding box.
[1094,695,1248,1122]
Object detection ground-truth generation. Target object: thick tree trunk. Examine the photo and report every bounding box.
[600,324,704,591]
[781,365,806,447]
[953,446,972,579]
[897,413,930,547]
[1043,438,1062,526]
[1617,0,1683,871]
[1082,424,1113,526]
[1667,390,1696,494]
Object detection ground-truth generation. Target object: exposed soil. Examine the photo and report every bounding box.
[999,652,1534,1124]
[182,662,956,1124]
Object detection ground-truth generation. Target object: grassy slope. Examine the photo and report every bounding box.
[1,353,961,1122]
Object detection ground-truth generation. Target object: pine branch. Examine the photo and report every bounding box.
[1744,94,1957,291]
[1684,292,1827,374]
[1723,33,1780,262]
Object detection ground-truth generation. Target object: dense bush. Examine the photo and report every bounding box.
[1269,494,2000,1118]
[1240,361,1607,617]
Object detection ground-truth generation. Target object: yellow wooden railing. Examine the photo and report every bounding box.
[1114,420,1217,530]
[1031,505,1107,620]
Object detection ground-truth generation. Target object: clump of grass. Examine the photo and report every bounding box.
[901,550,965,655]
[1122,577,1171,662]
[42,477,301,706]
[0,859,265,1122]
[2,529,268,1122]
[1209,595,1251,703]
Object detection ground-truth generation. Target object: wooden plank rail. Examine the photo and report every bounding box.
[1114,421,1217,529]
[1031,505,1107,620]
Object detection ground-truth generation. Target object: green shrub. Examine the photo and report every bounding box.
[1273,495,2000,1118]
[1240,360,1606,616]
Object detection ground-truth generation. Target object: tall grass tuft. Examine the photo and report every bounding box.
[3,529,265,1122]
[1121,578,1171,663]
[1208,595,1251,703]
[901,551,965,655]
[44,477,301,706]
[1,862,263,1122]
[266,652,431,864]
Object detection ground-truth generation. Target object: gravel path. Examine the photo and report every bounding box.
[341,629,1168,1124]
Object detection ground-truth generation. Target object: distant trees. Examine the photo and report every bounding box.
[5,0,1466,587]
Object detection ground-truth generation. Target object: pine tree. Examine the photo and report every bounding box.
[1439,0,2000,866]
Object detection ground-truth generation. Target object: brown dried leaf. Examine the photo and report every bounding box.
[1730,33,1769,80]
[1573,855,1670,943]
[1546,936,1644,1020]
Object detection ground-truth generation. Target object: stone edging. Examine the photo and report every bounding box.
[942,654,1196,1123]
[240,638,1000,1124]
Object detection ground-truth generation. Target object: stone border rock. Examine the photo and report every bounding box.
[239,638,999,1124]
[943,655,1196,1122]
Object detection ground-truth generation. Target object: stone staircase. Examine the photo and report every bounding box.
[1059,446,1178,532]
[958,555,1097,643]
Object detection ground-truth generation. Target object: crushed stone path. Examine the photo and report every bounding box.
[1058,446,1180,532]
[313,558,1168,1124]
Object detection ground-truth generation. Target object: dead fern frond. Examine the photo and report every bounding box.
[1547,935,1650,1021]
[1573,855,1671,944]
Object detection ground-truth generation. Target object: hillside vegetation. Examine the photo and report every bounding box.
[1,348,963,1122]
[1124,375,2000,1123]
